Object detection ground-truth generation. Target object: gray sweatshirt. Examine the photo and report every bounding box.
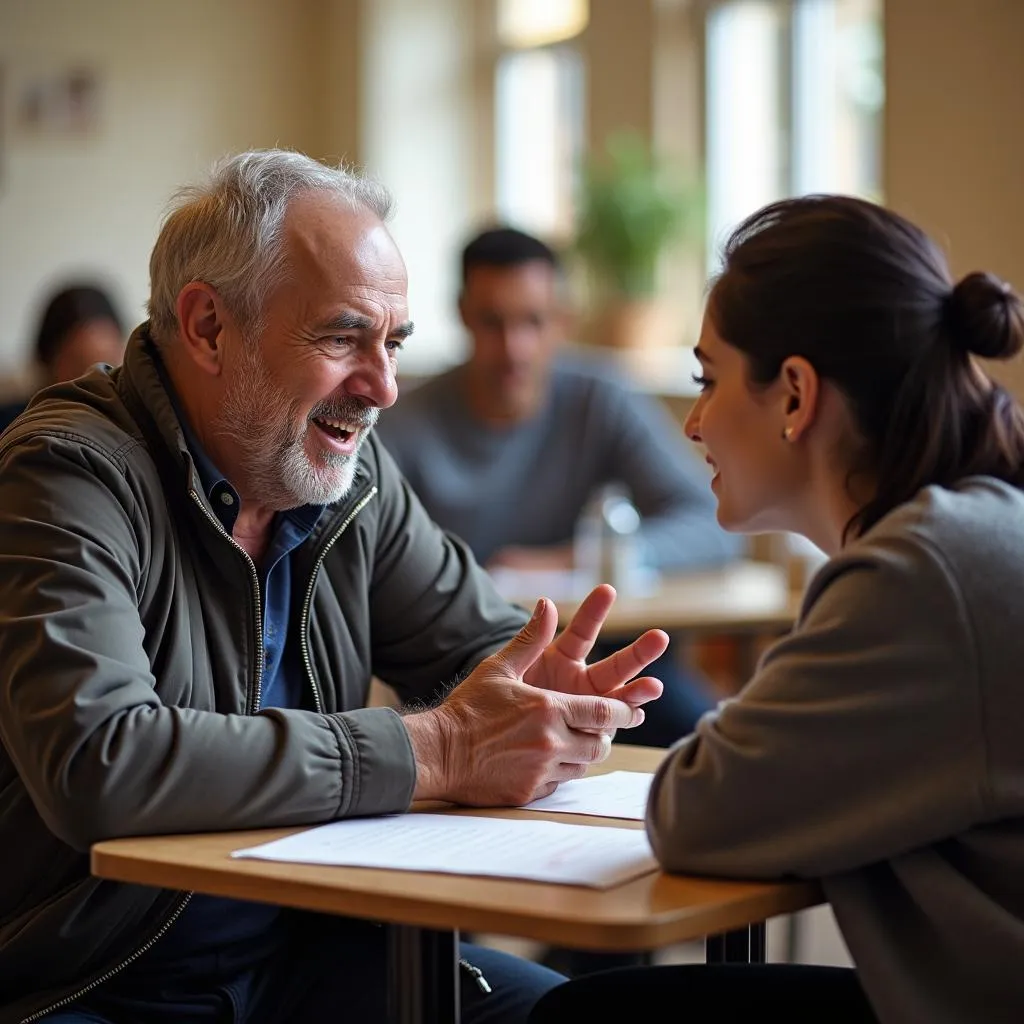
[648,477,1024,1023]
[377,356,743,570]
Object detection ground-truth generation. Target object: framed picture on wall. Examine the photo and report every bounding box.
[14,65,101,138]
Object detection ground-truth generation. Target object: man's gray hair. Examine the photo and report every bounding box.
[147,149,393,346]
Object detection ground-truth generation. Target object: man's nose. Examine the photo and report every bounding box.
[499,325,536,362]
[345,345,399,409]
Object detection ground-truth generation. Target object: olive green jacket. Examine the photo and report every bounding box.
[0,326,524,1022]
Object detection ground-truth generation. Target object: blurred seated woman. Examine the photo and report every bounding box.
[529,195,1024,1024]
[0,283,125,431]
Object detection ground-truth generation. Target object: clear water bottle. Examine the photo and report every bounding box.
[573,484,643,594]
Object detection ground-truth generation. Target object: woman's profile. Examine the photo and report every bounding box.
[529,194,1024,1024]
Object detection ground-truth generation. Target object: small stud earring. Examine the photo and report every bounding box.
[782,426,794,441]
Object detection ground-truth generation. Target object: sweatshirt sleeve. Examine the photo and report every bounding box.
[646,527,988,879]
[0,432,414,851]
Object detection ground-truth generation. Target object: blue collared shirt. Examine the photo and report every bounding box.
[188,437,323,711]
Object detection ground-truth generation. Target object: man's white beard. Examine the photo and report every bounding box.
[212,342,377,510]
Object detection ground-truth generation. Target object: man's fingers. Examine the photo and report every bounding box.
[527,781,559,803]
[608,675,664,707]
[550,584,617,663]
[550,761,591,783]
[556,728,614,766]
[586,628,670,694]
[523,758,611,805]
[492,598,559,678]
[555,692,644,732]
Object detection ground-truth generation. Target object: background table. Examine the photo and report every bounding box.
[92,745,823,1024]
[497,560,801,680]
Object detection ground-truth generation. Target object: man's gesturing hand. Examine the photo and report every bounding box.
[404,597,646,806]
[523,584,669,709]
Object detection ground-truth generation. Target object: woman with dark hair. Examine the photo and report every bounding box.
[0,283,125,432]
[529,195,1024,1024]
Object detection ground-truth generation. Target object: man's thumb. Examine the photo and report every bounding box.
[494,598,557,678]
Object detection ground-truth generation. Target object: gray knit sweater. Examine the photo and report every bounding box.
[648,477,1024,1023]
[377,356,743,570]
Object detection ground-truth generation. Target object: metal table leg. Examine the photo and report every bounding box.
[705,922,767,964]
[387,924,461,1024]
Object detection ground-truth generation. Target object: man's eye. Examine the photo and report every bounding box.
[386,339,404,353]
[329,336,352,346]
[690,372,714,391]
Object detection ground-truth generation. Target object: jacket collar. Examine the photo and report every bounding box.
[116,322,373,534]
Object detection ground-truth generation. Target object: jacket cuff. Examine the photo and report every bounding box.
[329,707,417,818]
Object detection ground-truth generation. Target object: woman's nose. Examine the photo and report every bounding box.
[683,398,703,444]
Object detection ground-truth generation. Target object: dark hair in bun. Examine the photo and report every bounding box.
[708,195,1024,539]
[946,271,1024,361]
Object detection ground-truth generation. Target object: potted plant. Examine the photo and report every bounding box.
[573,132,703,348]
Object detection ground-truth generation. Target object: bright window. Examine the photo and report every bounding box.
[494,45,585,239]
[705,0,884,266]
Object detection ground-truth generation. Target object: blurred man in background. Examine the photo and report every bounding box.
[0,282,125,431]
[379,226,744,749]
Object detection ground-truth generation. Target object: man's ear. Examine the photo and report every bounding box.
[780,355,820,442]
[175,283,231,377]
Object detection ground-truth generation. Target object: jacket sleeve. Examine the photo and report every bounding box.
[364,436,528,700]
[646,529,987,879]
[600,384,745,570]
[0,432,414,851]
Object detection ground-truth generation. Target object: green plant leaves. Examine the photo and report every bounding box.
[574,133,704,299]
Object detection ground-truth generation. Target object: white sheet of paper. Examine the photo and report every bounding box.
[520,771,653,820]
[232,813,656,889]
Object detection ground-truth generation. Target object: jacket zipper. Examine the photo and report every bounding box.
[19,894,193,1023]
[186,490,266,715]
[299,485,378,711]
[459,957,492,994]
[20,491,265,1023]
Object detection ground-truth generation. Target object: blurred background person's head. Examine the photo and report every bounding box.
[458,227,570,426]
[35,283,125,385]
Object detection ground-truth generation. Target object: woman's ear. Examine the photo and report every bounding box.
[779,356,820,442]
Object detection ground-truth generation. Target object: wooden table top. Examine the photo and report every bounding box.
[92,745,823,951]
[498,560,801,636]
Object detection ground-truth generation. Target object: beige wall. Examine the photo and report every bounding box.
[885,0,1024,392]
[0,0,327,374]
[584,0,655,151]
[3,0,1022,385]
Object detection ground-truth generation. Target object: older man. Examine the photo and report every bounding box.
[0,151,667,1024]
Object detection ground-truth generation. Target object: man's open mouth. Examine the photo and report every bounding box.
[313,416,359,442]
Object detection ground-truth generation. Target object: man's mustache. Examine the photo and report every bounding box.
[308,398,379,430]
